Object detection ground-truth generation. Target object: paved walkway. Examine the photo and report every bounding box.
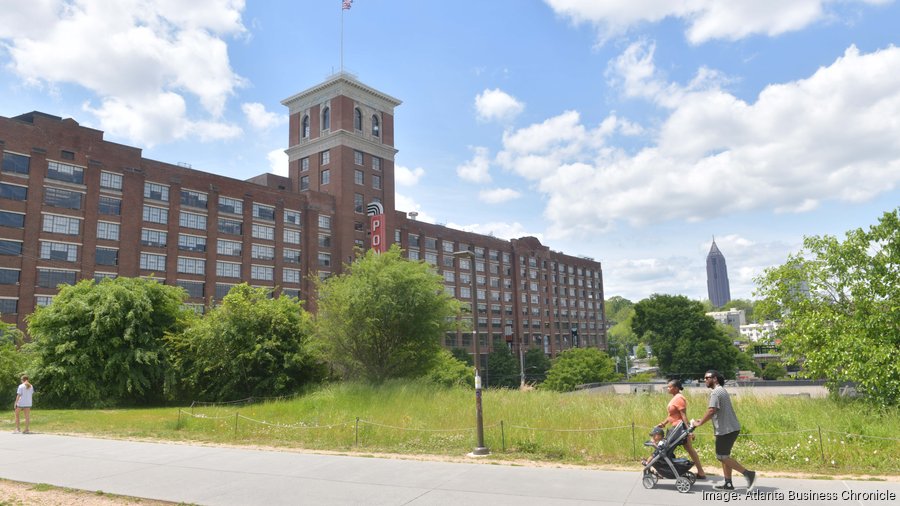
[0,432,897,505]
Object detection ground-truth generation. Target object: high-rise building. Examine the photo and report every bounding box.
[706,239,731,308]
[0,72,606,362]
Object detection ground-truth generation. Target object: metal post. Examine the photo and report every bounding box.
[455,249,490,456]
[356,417,360,447]
[519,338,526,388]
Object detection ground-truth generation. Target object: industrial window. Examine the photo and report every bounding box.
[37,269,76,288]
[218,196,243,215]
[142,205,168,224]
[283,268,301,284]
[178,234,206,252]
[141,228,167,248]
[139,253,166,271]
[321,150,330,165]
[318,215,331,229]
[354,193,364,213]
[300,175,309,190]
[99,196,121,215]
[252,223,275,241]
[1,152,29,175]
[354,150,363,166]
[372,174,381,190]
[300,157,309,171]
[44,187,81,209]
[253,203,276,221]
[218,218,242,236]
[251,265,274,281]
[95,247,118,266]
[42,214,81,235]
[179,211,207,230]
[40,241,77,262]
[217,239,242,256]
[0,269,21,285]
[317,252,331,267]
[97,221,120,241]
[177,257,205,275]
[354,169,364,185]
[0,211,25,228]
[284,229,301,245]
[180,189,208,208]
[0,298,17,314]
[215,283,235,299]
[283,248,301,264]
[321,169,330,185]
[100,171,123,190]
[143,182,169,202]
[216,261,241,278]
[284,210,301,226]
[251,244,275,260]
[372,157,381,171]
[0,240,23,256]
[46,161,84,184]
[177,280,205,298]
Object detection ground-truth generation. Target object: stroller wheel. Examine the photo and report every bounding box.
[683,471,696,484]
[675,476,692,493]
[642,473,658,489]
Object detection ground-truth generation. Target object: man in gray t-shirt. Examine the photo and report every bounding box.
[691,370,757,492]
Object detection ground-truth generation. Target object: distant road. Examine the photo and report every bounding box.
[0,432,897,505]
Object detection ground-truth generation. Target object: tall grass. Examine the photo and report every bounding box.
[12,381,899,475]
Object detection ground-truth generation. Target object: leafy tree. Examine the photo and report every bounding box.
[761,362,787,380]
[605,296,634,323]
[735,347,762,378]
[523,348,551,384]
[0,320,34,400]
[717,298,756,322]
[426,349,473,388]
[27,278,189,407]
[167,284,324,401]
[486,347,519,388]
[755,208,900,406]
[315,245,462,383]
[541,348,617,392]
[631,294,738,380]
[450,347,473,366]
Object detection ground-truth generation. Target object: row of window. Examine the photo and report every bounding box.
[300,108,380,139]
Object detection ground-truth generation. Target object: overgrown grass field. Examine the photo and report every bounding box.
[9,382,899,475]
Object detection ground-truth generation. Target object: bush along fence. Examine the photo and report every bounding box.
[175,405,900,473]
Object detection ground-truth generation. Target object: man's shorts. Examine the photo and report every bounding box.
[715,430,740,458]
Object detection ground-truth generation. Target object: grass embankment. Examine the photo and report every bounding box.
[12,382,899,475]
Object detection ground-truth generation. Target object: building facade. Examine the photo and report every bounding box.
[0,73,606,362]
[706,239,731,308]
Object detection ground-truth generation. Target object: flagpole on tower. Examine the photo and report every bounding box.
[341,0,352,73]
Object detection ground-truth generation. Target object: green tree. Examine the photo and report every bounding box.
[761,362,787,380]
[541,348,617,392]
[605,296,634,323]
[523,347,551,384]
[486,347,519,388]
[632,294,738,380]
[315,245,462,383]
[0,320,34,400]
[425,349,473,388]
[755,208,900,406]
[27,278,189,407]
[450,347,473,366]
[167,284,324,401]
[717,298,756,322]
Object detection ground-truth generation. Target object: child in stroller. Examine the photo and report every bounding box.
[641,421,698,493]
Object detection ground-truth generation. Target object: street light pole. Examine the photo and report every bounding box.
[454,249,489,456]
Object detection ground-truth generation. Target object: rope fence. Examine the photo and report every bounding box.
[175,407,899,466]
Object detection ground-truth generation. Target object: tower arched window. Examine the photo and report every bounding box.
[371,115,380,137]
[322,107,330,131]
[301,115,310,138]
[354,108,362,131]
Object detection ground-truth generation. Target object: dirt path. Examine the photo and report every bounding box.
[0,479,178,506]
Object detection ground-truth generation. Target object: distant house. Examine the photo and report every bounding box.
[706,308,746,333]
[740,320,781,342]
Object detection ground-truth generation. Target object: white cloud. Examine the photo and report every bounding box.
[267,148,288,176]
[1,0,246,145]
[445,221,542,242]
[394,193,437,224]
[495,43,900,238]
[479,188,522,204]
[242,102,286,130]
[395,164,425,186]
[475,88,525,122]
[456,146,493,183]
[544,0,889,44]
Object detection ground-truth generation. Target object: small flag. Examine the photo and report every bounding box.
[342,0,352,10]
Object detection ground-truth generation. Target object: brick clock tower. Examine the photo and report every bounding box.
[282,72,401,269]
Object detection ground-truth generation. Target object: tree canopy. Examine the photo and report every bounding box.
[755,208,900,406]
[487,347,519,388]
[541,348,617,392]
[27,277,189,407]
[631,294,738,380]
[315,245,462,383]
[167,284,324,401]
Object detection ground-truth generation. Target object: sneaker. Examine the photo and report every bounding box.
[745,470,757,492]
[713,481,734,491]
[13,429,20,434]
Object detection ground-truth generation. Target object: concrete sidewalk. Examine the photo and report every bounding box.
[0,432,897,505]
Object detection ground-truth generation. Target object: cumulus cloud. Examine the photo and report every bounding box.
[267,148,288,176]
[395,193,437,223]
[445,221,542,242]
[243,102,286,130]
[495,43,900,237]
[395,164,425,186]
[479,188,522,204]
[475,88,525,122]
[0,0,246,146]
[544,0,888,44]
[457,146,493,183]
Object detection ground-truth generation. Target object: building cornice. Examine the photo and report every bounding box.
[281,72,402,115]
[285,130,398,161]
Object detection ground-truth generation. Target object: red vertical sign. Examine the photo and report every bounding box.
[367,202,386,253]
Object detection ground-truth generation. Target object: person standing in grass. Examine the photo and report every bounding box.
[691,370,756,491]
[655,378,707,479]
[15,375,33,434]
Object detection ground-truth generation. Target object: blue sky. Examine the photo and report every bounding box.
[2,0,899,303]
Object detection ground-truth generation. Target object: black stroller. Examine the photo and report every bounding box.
[641,421,698,493]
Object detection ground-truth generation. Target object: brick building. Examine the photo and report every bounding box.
[0,72,606,362]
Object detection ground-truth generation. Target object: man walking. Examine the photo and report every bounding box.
[691,369,757,491]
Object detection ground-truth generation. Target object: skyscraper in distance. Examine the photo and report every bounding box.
[706,238,731,308]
